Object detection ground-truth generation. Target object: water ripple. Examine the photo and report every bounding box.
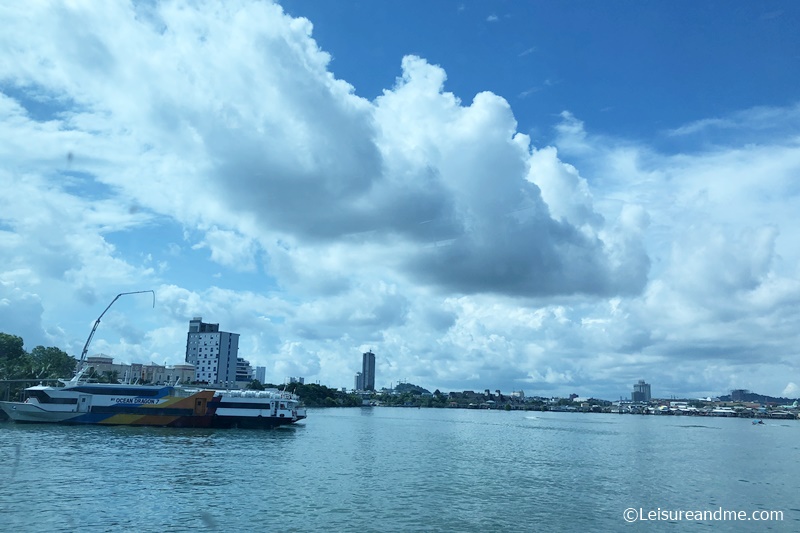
[1,410,798,531]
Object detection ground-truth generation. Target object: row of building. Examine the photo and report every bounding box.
[87,316,360,389]
[86,317,257,387]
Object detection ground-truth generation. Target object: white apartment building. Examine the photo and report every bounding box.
[185,317,241,386]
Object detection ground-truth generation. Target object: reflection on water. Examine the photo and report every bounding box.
[1,410,798,531]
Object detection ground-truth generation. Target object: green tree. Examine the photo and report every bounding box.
[29,346,77,379]
[0,332,31,379]
[246,379,265,390]
[0,333,26,360]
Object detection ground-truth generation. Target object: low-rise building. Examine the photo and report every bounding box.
[85,354,194,385]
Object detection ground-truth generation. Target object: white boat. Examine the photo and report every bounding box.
[0,378,306,429]
[0,291,306,429]
[0,377,217,427]
[206,388,307,428]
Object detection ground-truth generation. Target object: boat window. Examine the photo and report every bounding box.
[25,390,78,404]
[71,386,164,397]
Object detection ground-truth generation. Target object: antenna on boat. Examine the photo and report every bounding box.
[76,290,156,376]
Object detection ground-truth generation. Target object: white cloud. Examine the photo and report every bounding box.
[0,281,46,349]
[783,383,799,398]
[0,1,799,399]
[665,103,800,141]
[192,227,259,273]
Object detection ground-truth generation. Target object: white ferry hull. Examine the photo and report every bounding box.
[0,402,82,423]
[207,392,307,428]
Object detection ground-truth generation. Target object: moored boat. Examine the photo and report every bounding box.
[0,378,306,428]
[0,378,217,427]
[0,291,306,429]
[206,388,306,428]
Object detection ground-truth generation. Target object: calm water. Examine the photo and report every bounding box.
[1,409,798,532]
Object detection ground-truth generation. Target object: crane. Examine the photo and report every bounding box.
[78,290,156,366]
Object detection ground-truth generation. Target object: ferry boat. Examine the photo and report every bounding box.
[0,290,306,429]
[0,374,306,429]
[0,378,216,427]
[207,388,307,429]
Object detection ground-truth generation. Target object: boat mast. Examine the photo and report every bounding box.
[77,290,156,370]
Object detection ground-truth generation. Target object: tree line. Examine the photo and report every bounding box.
[246,380,363,407]
[0,332,77,381]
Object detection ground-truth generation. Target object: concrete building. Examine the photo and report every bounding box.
[85,354,127,378]
[143,363,196,385]
[166,364,196,384]
[632,380,652,402]
[362,350,375,391]
[185,317,241,386]
[255,366,266,384]
[354,371,363,391]
[235,357,254,384]
[84,355,194,384]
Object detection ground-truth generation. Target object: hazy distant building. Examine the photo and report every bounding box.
[255,366,266,384]
[289,376,305,385]
[632,380,652,402]
[355,371,363,391]
[185,317,240,386]
[362,350,375,391]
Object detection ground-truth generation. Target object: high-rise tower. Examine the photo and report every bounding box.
[632,380,651,402]
[362,350,375,391]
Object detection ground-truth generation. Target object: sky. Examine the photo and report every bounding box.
[1,1,800,400]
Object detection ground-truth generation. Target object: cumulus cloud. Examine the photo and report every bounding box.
[1,1,799,398]
[783,383,799,398]
[192,227,259,273]
[375,58,649,296]
[3,3,650,300]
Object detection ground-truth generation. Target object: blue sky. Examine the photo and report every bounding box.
[283,1,800,144]
[1,1,800,399]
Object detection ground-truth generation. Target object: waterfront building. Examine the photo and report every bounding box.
[85,354,127,378]
[168,364,196,384]
[289,376,305,384]
[235,357,254,384]
[185,317,241,386]
[362,350,376,391]
[355,371,363,391]
[632,380,652,402]
[84,354,194,384]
